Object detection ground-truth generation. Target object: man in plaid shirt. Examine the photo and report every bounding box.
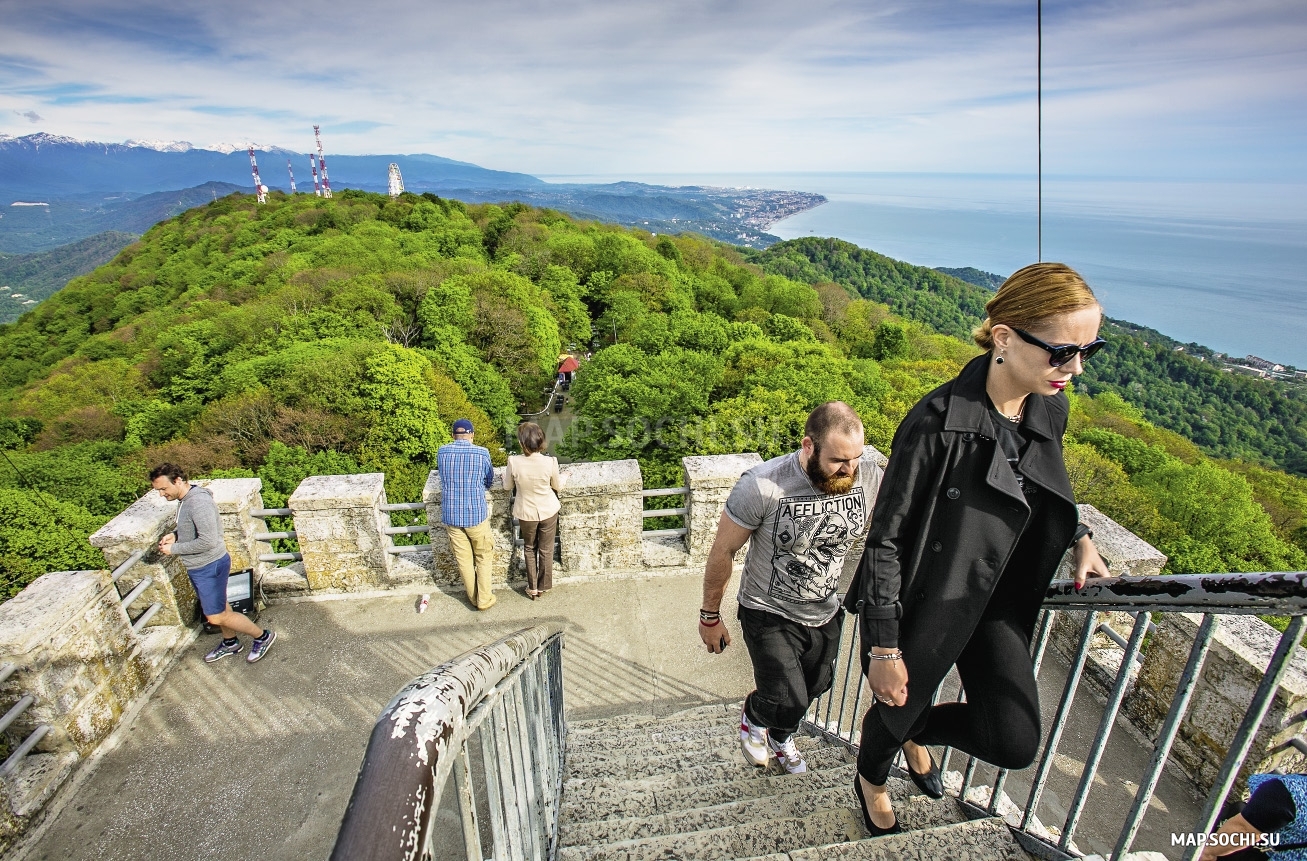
[437,418,497,610]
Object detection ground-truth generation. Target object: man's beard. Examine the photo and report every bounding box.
[806,445,858,494]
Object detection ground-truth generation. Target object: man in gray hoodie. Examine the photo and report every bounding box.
[149,464,276,664]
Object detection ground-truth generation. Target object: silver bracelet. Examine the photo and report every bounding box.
[868,650,903,661]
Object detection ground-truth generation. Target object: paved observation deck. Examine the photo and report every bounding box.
[4,460,1302,860]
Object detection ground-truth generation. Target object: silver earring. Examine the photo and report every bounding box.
[995,351,1005,365]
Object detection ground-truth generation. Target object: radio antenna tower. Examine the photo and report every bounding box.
[387,163,405,199]
[309,156,320,196]
[287,159,297,193]
[313,125,332,198]
[248,147,267,204]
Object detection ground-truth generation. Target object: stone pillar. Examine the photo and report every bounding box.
[198,478,266,582]
[682,453,763,564]
[289,474,394,591]
[0,570,146,758]
[556,460,643,577]
[88,492,197,628]
[422,469,514,587]
[1050,503,1168,665]
[1126,613,1307,796]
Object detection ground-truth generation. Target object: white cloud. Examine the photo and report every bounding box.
[0,0,1303,177]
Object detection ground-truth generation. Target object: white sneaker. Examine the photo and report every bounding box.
[768,733,808,774]
[740,707,770,767]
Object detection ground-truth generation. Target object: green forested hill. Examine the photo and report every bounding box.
[0,192,1303,600]
[748,237,1307,476]
[0,231,139,323]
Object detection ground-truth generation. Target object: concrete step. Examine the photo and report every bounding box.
[561,778,967,848]
[564,733,841,783]
[562,739,847,805]
[559,806,867,861]
[567,702,738,736]
[562,762,861,823]
[733,816,1033,860]
[566,717,740,753]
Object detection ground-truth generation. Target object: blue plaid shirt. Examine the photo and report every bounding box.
[437,440,495,527]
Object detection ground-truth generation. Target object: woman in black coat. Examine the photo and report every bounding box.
[848,262,1111,835]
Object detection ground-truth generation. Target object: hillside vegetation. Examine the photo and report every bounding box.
[749,237,1307,476]
[0,231,139,322]
[0,190,1304,600]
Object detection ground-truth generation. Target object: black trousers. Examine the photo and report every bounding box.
[738,605,843,743]
[856,606,1042,784]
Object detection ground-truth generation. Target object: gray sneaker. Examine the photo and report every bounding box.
[247,629,276,663]
[204,638,243,663]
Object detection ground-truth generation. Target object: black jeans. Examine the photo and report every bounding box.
[738,605,843,743]
[856,607,1042,784]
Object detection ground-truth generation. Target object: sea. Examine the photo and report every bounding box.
[540,172,1307,369]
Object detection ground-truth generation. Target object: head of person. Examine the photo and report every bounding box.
[148,463,189,501]
[452,418,474,440]
[517,421,546,455]
[974,262,1104,398]
[801,402,865,495]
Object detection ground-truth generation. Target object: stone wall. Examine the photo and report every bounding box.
[0,567,190,851]
[1125,613,1307,793]
[290,473,395,591]
[88,489,197,629]
[683,453,762,565]
[555,460,643,576]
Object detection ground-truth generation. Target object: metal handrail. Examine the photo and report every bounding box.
[803,571,1307,861]
[331,626,565,861]
[259,552,302,563]
[383,525,430,535]
[642,486,688,497]
[110,549,146,583]
[642,507,687,518]
[380,502,427,513]
[253,531,297,541]
[251,507,292,518]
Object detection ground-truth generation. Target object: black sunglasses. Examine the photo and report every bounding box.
[1013,328,1107,367]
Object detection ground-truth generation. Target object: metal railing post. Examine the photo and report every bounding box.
[479,718,510,859]
[452,746,483,861]
[1181,613,1307,861]
[1114,613,1219,859]
[1021,609,1099,829]
[1059,611,1152,850]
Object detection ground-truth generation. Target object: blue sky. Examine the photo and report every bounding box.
[0,0,1304,179]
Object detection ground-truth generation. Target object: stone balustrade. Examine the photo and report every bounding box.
[2,449,1306,850]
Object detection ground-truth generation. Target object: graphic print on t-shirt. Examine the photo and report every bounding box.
[768,489,867,604]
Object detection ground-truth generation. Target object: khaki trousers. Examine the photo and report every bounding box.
[445,520,496,610]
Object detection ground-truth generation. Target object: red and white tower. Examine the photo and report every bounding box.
[248,147,267,204]
[287,159,297,193]
[309,156,320,196]
[313,125,332,199]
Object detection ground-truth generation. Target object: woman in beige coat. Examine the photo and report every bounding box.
[504,422,564,599]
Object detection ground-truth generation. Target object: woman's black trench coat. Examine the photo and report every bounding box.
[846,353,1082,741]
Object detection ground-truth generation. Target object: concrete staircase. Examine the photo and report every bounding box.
[557,703,1037,861]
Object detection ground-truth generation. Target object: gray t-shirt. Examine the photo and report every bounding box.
[725,451,882,626]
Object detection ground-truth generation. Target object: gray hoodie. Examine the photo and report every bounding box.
[172,485,228,570]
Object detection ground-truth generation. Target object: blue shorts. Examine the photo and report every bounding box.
[188,554,232,617]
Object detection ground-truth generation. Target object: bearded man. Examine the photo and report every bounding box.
[699,402,883,773]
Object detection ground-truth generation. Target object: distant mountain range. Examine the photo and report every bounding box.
[0,133,826,259]
[0,133,543,197]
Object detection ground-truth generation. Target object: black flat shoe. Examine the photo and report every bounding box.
[906,751,945,799]
[853,776,902,836]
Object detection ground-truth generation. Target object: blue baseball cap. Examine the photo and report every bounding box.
[452,419,474,434]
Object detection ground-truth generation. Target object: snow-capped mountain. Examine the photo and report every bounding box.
[0,132,542,197]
